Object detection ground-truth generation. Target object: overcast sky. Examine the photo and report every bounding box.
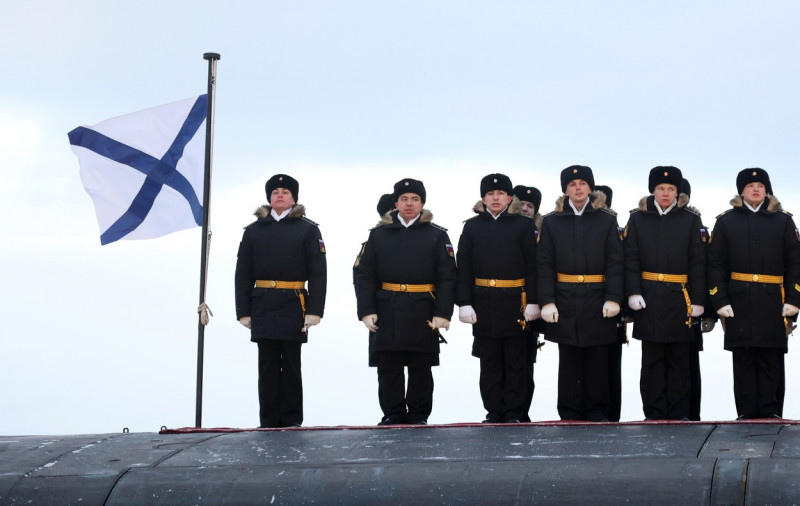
[2,1,799,435]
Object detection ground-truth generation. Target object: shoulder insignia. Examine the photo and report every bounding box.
[301,216,319,227]
[542,210,557,219]
[431,222,448,232]
[683,206,701,216]
[782,209,794,217]
[599,207,617,216]
[715,209,733,219]
[463,215,479,223]
[629,208,641,215]
[709,287,718,296]
[700,228,709,243]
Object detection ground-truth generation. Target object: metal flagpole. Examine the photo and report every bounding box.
[196,52,220,427]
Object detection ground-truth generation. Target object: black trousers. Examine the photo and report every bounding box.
[607,342,624,422]
[476,335,527,421]
[377,351,435,423]
[640,341,691,420]
[732,347,783,419]
[557,343,610,422]
[257,340,303,428]
[688,328,703,421]
[521,332,539,422]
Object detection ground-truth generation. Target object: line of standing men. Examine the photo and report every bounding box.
[234,167,799,427]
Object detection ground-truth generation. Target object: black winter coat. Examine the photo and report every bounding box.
[538,192,624,347]
[356,210,457,354]
[455,199,538,339]
[625,195,707,342]
[235,204,327,343]
[708,195,800,350]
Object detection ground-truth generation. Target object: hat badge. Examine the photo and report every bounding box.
[526,189,531,195]
[493,178,498,183]
[279,176,284,181]
[404,181,409,186]
[752,171,757,176]
[573,169,578,173]
[664,171,668,176]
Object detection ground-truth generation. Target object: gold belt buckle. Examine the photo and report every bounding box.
[400,284,407,292]
[270,280,277,288]
[752,274,759,282]
[489,279,497,287]
[577,275,585,283]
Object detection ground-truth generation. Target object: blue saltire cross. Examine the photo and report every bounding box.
[68,95,208,245]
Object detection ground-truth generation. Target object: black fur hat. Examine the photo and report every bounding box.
[393,178,426,204]
[648,166,683,193]
[480,173,513,197]
[736,168,773,195]
[560,165,595,193]
[595,185,613,208]
[265,174,299,203]
[512,185,542,211]
[377,193,395,216]
[680,178,692,198]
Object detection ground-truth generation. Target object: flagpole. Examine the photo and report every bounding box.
[196,52,220,428]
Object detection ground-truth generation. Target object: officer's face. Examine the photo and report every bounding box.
[565,179,590,206]
[742,182,766,207]
[396,193,423,221]
[519,200,536,218]
[653,183,678,209]
[482,190,512,214]
[270,187,296,214]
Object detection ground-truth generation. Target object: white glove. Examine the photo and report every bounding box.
[459,305,477,324]
[690,305,704,317]
[716,305,734,318]
[524,304,541,322]
[302,314,321,332]
[541,303,559,323]
[603,301,620,318]
[782,304,799,317]
[239,316,252,329]
[628,295,646,311]
[701,318,716,333]
[431,316,450,331]
[362,314,378,332]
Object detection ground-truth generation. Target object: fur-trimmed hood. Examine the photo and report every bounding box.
[377,208,433,227]
[729,194,782,213]
[471,195,522,217]
[253,203,306,220]
[637,193,691,212]
[553,190,608,213]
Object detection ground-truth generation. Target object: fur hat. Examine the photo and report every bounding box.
[595,185,613,208]
[736,168,773,195]
[480,173,513,197]
[265,174,299,203]
[377,193,395,216]
[560,165,595,193]
[393,178,426,204]
[648,166,683,193]
[512,185,542,211]
[680,178,691,199]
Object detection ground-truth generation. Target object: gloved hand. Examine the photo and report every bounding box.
[459,305,477,324]
[701,318,716,333]
[782,304,799,317]
[628,295,646,311]
[302,314,321,332]
[603,301,620,318]
[239,316,252,329]
[524,304,541,321]
[691,305,704,317]
[541,303,559,323]
[716,305,734,318]
[431,316,450,331]
[362,314,378,332]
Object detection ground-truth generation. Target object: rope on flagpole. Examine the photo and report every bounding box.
[197,302,214,326]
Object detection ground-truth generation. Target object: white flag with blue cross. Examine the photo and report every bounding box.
[68,95,207,245]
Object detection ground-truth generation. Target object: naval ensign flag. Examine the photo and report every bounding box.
[68,95,208,245]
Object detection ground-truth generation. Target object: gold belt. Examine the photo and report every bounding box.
[474,278,526,288]
[731,272,783,284]
[557,274,605,283]
[255,280,306,289]
[382,282,435,293]
[641,272,689,283]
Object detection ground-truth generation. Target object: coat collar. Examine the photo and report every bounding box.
[254,203,306,221]
[553,190,607,214]
[637,193,690,213]
[730,194,781,214]
[471,195,522,217]
[377,208,433,227]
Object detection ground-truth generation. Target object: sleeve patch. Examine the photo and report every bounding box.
[700,228,709,243]
[319,239,326,253]
[446,244,455,257]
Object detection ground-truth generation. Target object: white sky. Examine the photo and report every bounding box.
[1,1,799,435]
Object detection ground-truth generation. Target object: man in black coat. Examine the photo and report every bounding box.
[456,174,539,424]
[235,174,327,428]
[624,167,706,420]
[512,184,544,423]
[357,178,457,425]
[708,168,800,419]
[538,165,624,422]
